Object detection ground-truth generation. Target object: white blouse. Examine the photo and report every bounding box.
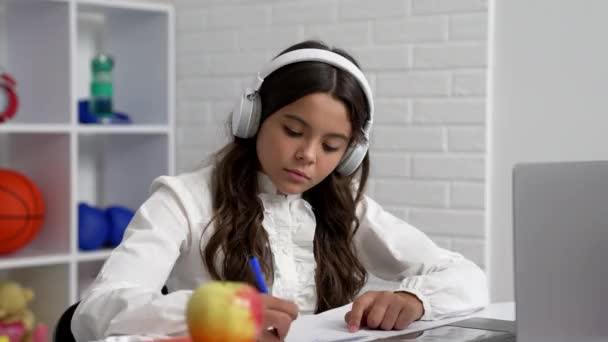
[72,166,489,342]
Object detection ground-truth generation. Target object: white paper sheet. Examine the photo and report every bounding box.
[285,303,479,342]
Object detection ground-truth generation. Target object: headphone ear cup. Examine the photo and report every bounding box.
[337,141,368,176]
[249,94,262,136]
[231,92,261,138]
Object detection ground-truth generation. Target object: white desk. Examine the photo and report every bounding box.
[95,302,515,342]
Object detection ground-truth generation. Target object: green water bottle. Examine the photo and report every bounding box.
[89,53,114,122]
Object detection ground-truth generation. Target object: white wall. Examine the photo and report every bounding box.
[0,2,6,66]
[175,0,489,267]
[487,0,608,301]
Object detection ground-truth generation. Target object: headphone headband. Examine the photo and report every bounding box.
[246,49,374,138]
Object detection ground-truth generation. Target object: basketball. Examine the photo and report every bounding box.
[0,169,45,254]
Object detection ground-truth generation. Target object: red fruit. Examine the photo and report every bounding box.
[186,282,263,342]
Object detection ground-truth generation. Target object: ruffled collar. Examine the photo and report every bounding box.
[257,171,302,201]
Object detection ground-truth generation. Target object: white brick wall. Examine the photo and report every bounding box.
[413,99,485,124]
[175,0,488,267]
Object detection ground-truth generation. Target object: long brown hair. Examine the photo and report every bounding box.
[203,40,370,313]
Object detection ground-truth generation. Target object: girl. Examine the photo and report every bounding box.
[72,40,488,342]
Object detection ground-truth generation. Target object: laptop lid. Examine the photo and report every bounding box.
[513,161,608,342]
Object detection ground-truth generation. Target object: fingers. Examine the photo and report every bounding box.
[394,308,415,330]
[258,327,281,342]
[263,309,293,340]
[345,291,420,332]
[345,292,375,332]
[365,292,393,329]
[260,295,299,340]
[379,301,402,330]
[262,295,299,320]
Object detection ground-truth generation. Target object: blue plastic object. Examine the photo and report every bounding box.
[105,206,134,246]
[78,203,110,251]
[249,256,269,294]
[78,99,132,124]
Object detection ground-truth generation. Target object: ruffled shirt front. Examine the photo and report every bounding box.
[72,166,489,342]
[257,191,318,310]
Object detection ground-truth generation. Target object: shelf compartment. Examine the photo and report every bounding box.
[77,259,104,299]
[3,0,71,124]
[77,133,167,210]
[0,263,70,332]
[0,132,71,257]
[76,2,170,125]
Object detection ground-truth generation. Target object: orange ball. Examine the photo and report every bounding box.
[0,169,45,254]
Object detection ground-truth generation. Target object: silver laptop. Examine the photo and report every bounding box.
[375,161,608,342]
[512,160,608,342]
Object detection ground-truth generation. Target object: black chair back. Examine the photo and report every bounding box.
[53,301,79,342]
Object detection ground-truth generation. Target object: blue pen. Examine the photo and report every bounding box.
[249,256,269,294]
[250,256,281,337]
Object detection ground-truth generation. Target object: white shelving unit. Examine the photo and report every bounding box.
[0,0,175,334]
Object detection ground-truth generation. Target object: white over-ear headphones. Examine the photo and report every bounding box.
[231,48,374,176]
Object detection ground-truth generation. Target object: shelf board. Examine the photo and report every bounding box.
[77,125,170,134]
[0,123,72,133]
[0,125,172,135]
[77,0,172,13]
[0,253,72,270]
[77,249,113,262]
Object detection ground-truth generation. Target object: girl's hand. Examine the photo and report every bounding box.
[258,295,299,342]
[344,291,424,332]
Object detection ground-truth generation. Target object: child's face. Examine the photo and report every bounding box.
[256,92,352,194]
